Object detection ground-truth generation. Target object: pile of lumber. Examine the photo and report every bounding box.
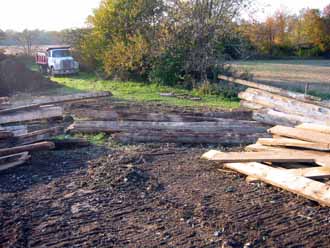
[219,75,330,126]
[68,109,269,145]
[0,91,111,172]
[202,123,330,207]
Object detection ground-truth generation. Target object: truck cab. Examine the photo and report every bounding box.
[36,47,79,76]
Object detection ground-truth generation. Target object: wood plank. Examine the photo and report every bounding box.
[219,75,321,102]
[201,150,317,163]
[258,137,330,151]
[268,125,330,144]
[221,162,330,206]
[0,106,63,124]
[0,152,30,172]
[0,142,55,157]
[296,123,330,134]
[2,91,112,114]
[287,167,330,179]
[1,125,28,136]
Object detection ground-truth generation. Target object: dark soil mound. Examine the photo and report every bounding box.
[0,55,57,96]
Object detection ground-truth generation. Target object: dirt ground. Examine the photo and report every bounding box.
[2,141,330,247]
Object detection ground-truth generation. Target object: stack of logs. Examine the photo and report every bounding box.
[219,75,330,127]
[0,92,111,172]
[68,108,269,145]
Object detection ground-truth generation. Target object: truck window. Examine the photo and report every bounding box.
[52,50,71,58]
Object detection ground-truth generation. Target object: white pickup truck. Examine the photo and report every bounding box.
[35,47,79,76]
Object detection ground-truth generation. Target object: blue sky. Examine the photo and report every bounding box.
[0,0,329,31]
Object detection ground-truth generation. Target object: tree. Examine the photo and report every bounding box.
[162,0,250,83]
[15,29,40,56]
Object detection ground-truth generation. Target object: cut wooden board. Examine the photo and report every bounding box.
[202,150,330,167]
[258,137,330,151]
[222,162,330,207]
[219,75,321,102]
[202,150,316,163]
[15,127,64,145]
[0,131,13,139]
[268,125,330,144]
[0,106,63,124]
[296,123,330,134]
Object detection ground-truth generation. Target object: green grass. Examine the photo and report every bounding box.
[52,72,239,109]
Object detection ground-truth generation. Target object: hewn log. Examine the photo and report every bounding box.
[0,131,13,139]
[219,75,321,102]
[74,109,223,122]
[252,108,325,126]
[239,88,330,122]
[0,106,63,124]
[112,132,267,145]
[15,127,64,145]
[3,91,112,114]
[1,125,28,136]
[240,100,264,110]
[68,120,266,134]
[52,139,90,149]
[0,142,55,157]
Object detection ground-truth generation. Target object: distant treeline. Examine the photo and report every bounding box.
[241,5,330,58]
[0,30,63,46]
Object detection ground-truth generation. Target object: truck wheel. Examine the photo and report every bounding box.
[49,67,55,77]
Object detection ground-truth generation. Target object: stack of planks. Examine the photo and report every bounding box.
[68,109,269,145]
[219,75,330,127]
[202,123,330,207]
[0,91,112,172]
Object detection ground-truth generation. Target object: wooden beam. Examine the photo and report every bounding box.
[68,120,266,133]
[252,108,326,127]
[0,142,55,157]
[239,88,330,122]
[0,106,63,124]
[268,125,330,144]
[202,150,317,163]
[222,162,330,206]
[15,127,64,145]
[2,91,112,114]
[258,137,330,151]
[219,75,321,102]
[0,152,30,172]
[112,132,266,145]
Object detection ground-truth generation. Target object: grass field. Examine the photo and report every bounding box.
[52,73,239,109]
[230,60,330,98]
